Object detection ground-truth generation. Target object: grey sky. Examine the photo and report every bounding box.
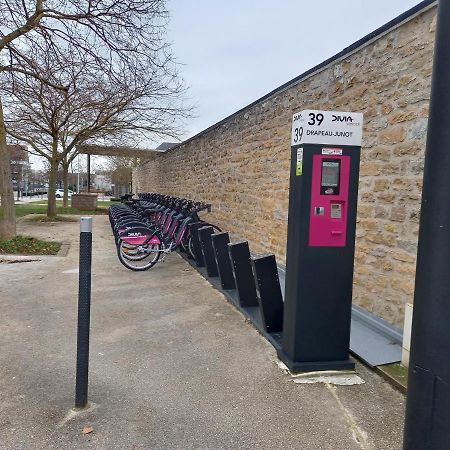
[29,0,424,170]
[167,0,422,142]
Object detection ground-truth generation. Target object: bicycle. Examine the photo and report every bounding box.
[109,194,221,271]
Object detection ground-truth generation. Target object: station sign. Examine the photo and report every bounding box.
[291,109,363,147]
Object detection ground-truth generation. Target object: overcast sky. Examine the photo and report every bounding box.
[29,0,425,170]
[166,0,422,143]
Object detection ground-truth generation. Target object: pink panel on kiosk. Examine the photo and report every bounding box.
[309,154,350,247]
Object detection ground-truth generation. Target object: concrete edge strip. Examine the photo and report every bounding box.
[351,305,403,344]
[56,242,71,257]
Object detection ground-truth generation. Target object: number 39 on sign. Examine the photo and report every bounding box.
[307,112,324,126]
[291,111,304,145]
[293,112,324,143]
[293,126,303,144]
[291,112,305,145]
[291,111,325,145]
[291,109,364,147]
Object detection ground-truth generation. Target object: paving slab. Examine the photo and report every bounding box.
[0,216,406,450]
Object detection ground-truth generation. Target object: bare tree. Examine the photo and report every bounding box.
[4,45,187,216]
[0,0,181,237]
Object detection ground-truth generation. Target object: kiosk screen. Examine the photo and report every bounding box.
[321,160,340,195]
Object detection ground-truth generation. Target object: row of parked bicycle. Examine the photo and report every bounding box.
[109,193,221,270]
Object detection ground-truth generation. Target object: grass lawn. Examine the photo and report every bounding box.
[0,235,61,255]
[15,200,115,218]
[24,215,78,223]
[3,199,119,255]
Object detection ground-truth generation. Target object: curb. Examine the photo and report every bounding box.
[56,242,70,257]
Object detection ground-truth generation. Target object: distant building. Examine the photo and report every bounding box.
[7,144,30,191]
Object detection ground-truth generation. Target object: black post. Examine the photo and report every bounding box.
[404,2,450,449]
[198,226,219,277]
[228,241,259,307]
[251,255,284,333]
[87,154,91,193]
[75,217,93,409]
[188,222,205,267]
[212,232,236,290]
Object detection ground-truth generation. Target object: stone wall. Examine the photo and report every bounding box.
[133,5,437,327]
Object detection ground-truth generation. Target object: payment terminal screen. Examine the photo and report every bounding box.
[321,160,340,195]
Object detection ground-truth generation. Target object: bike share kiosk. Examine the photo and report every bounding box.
[278,109,363,372]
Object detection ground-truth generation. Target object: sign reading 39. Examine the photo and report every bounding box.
[291,109,363,147]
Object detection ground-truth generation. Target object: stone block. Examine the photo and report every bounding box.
[72,193,98,211]
[389,110,418,124]
[378,126,406,144]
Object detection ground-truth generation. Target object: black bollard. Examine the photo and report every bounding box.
[188,222,205,267]
[228,241,259,307]
[212,232,236,290]
[251,255,284,333]
[198,226,219,277]
[75,217,93,409]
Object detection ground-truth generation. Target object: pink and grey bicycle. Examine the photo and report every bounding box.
[109,194,220,271]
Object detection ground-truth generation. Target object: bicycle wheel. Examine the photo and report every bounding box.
[186,222,222,259]
[180,233,192,257]
[118,240,163,271]
[187,235,195,259]
[120,242,150,261]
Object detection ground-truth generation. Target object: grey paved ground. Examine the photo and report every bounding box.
[0,216,406,450]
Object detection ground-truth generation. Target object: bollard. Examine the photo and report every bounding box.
[212,232,236,290]
[228,241,259,307]
[198,226,219,277]
[188,222,205,267]
[251,255,284,333]
[75,217,93,409]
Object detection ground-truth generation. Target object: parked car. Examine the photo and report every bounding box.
[55,189,72,199]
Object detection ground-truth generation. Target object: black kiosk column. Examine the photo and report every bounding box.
[278,109,363,372]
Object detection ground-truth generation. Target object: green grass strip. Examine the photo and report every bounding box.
[15,200,111,217]
[0,235,61,255]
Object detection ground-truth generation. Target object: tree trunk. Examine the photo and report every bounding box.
[0,96,16,239]
[62,162,69,208]
[47,159,59,218]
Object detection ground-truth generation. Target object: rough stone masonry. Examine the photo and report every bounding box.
[133,4,437,328]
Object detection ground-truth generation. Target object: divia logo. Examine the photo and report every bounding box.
[332,115,354,123]
[128,232,142,237]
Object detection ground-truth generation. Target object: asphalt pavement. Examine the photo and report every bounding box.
[0,215,406,449]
